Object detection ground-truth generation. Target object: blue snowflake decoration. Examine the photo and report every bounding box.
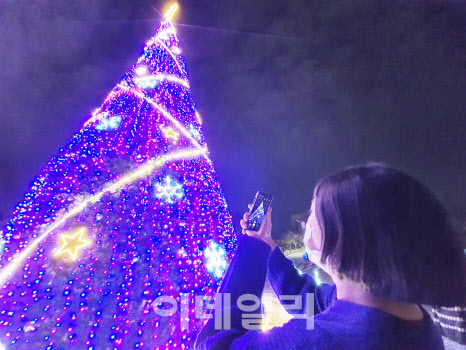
[154,175,184,204]
[96,116,122,130]
[204,241,227,278]
[133,75,159,89]
[188,124,202,141]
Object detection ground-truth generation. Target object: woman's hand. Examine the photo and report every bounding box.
[240,204,276,250]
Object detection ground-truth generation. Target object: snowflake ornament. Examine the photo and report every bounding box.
[96,115,122,130]
[204,241,227,278]
[154,175,184,204]
[189,124,202,141]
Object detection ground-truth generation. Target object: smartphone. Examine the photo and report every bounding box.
[247,191,274,231]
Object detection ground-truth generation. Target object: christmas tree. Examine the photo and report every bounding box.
[0,5,237,349]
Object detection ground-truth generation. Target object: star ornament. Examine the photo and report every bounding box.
[161,126,179,143]
[55,228,91,260]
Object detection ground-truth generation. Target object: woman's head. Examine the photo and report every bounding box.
[306,162,466,306]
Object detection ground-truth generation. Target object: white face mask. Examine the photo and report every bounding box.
[306,249,329,272]
[304,224,331,274]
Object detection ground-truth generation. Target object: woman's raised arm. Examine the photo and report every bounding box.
[267,247,336,316]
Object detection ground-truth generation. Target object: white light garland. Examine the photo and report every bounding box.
[0,147,206,288]
[133,74,189,89]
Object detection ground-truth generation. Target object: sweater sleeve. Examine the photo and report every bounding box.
[194,235,272,349]
[267,247,337,315]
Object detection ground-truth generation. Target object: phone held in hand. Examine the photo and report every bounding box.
[247,191,273,231]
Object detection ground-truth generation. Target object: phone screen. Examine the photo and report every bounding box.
[247,191,273,231]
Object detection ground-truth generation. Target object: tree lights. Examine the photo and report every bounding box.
[0,6,236,349]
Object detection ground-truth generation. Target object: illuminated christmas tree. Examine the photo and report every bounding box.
[0,5,236,349]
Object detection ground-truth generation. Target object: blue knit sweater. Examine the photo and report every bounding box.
[195,235,445,349]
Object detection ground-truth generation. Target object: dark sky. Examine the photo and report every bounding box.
[0,0,465,237]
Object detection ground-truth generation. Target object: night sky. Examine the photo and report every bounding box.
[1,0,465,237]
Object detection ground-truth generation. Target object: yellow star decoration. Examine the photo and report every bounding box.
[162,126,179,143]
[55,228,91,260]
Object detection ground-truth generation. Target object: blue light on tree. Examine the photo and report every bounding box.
[189,124,202,141]
[96,115,122,130]
[133,75,159,89]
[154,175,184,204]
[204,241,227,278]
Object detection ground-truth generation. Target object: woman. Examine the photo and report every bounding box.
[195,163,466,349]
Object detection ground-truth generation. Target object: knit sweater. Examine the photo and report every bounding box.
[194,235,445,349]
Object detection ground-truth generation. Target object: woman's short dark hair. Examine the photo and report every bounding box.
[313,162,466,306]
